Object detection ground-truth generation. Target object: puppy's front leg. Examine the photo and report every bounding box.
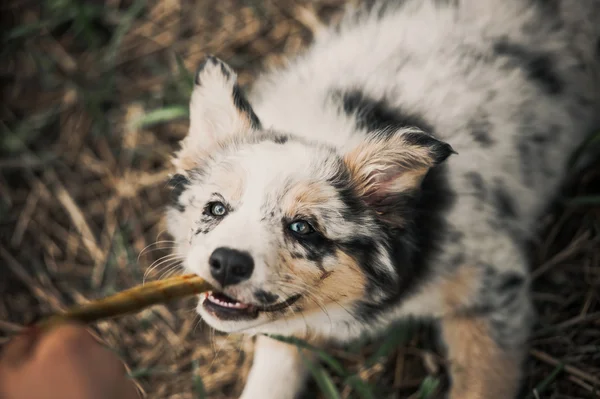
[442,314,525,399]
[240,335,311,399]
[440,264,533,399]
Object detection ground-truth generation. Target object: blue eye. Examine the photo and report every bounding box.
[209,202,227,216]
[288,220,314,235]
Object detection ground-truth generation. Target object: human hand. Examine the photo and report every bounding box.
[0,323,139,399]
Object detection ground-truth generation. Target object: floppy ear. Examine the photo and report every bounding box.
[173,55,261,171]
[343,129,455,225]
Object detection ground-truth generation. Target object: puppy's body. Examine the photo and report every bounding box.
[167,1,600,398]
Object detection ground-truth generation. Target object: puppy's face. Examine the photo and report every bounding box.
[166,56,454,335]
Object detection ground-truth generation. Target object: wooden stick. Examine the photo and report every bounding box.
[37,274,213,331]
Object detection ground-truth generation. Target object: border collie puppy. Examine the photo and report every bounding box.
[166,1,600,398]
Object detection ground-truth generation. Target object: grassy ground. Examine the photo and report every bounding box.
[1,1,599,398]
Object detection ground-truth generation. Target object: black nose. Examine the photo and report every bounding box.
[209,247,254,287]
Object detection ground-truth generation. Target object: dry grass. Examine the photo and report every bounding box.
[1,1,599,398]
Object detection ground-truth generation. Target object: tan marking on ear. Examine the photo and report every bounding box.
[343,135,433,197]
[441,316,523,399]
[387,168,429,191]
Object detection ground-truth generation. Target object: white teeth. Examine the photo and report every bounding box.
[206,292,250,309]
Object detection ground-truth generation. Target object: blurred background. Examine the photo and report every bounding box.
[1,1,599,398]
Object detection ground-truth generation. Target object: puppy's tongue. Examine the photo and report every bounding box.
[206,291,251,309]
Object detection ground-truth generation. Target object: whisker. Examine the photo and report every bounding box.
[157,264,184,281]
[143,254,184,282]
[138,240,178,259]
[208,330,233,373]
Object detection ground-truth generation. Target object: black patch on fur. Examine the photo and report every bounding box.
[494,40,563,95]
[493,182,518,219]
[596,37,600,58]
[341,236,386,285]
[447,229,464,244]
[517,140,534,186]
[450,253,466,267]
[219,63,231,80]
[283,218,337,270]
[232,83,261,129]
[333,89,455,164]
[168,174,190,212]
[496,273,526,299]
[516,121,560,186]
[327,161,372,226]
[255,290,279,304]
[344,0,405,26]
[271,134,289,145]
[465,172,486,201]
[529,0,561,21]
[467,265,531,350]
[469,117,494,147]
[194,213,222,235]
[333,89,434,134]
[464,171,486,211]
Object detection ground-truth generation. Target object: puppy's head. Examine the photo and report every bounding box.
[166,56,454,336]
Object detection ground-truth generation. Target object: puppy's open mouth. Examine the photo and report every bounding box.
[202,291,301,321]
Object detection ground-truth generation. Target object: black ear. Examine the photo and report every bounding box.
[173,55,261,171]
[343,129,455,225]
[168,173,191,207]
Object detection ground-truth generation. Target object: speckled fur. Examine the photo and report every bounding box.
[166,1,600,398]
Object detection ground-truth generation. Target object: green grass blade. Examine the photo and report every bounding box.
[5,21,54,41]
[526,363,564,399]
[302,355,342,399]
[565,195,600,206]
[1,108,61,154]
[175,53,195,98]
[3,9,76,42]
[366,321,414,366]
[343,375,376,399]
[131,106,189,129]
[103,0,146,65]
[269,334,377,399]
[192,360,207,399]
[267,334,348,377]
[568,130,600,169]
[416,376,440,399]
